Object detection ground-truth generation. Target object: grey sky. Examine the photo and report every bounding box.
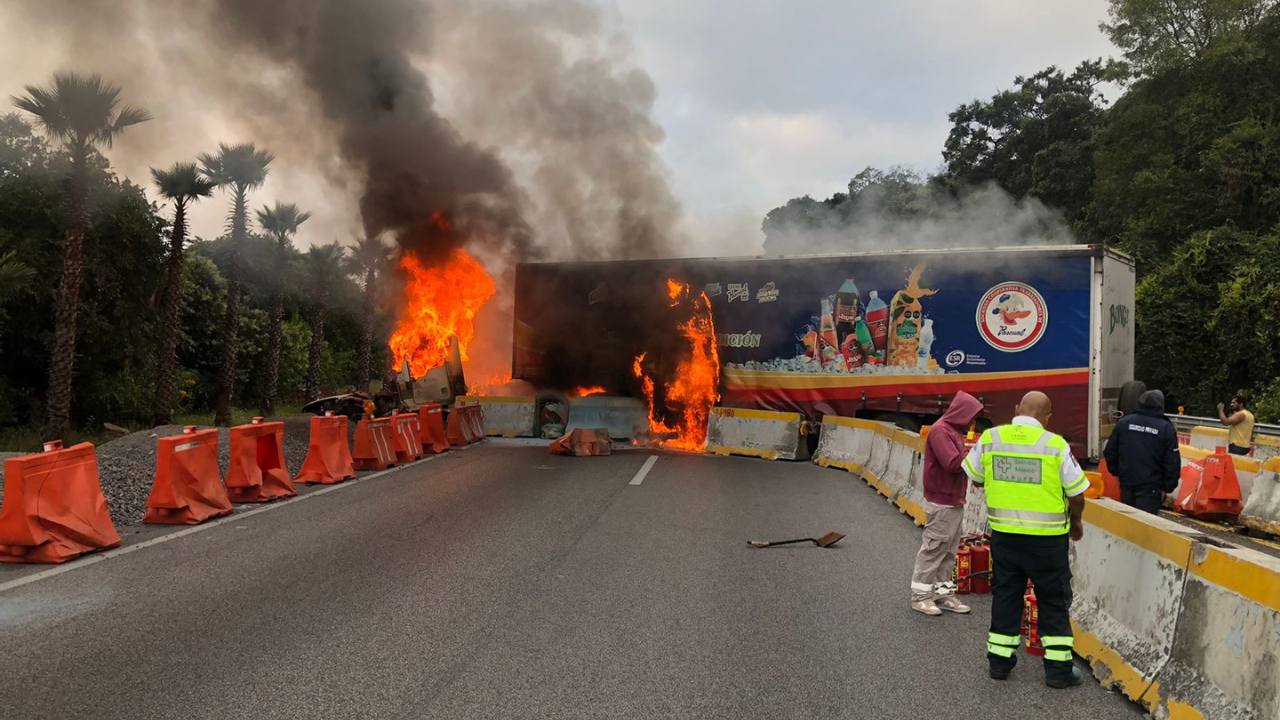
[0,0,1115,256]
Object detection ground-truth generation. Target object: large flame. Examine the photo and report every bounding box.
[633,281,720,451]
[389,249,496,377]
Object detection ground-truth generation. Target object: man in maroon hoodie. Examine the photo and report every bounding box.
[911,391,984,616]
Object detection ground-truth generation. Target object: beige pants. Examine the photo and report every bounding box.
[911,502,965,601]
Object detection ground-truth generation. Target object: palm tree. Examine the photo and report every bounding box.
[198,142,273,426]
[12,72,150,441]
[150,163,215,426]
[302,243,347,402]
[256,202,311,416]
[343,236,391,392]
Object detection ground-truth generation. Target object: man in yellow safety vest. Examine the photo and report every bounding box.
[962,391,1088,688]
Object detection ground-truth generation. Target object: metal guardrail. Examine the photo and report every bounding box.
[1169,414,1280,439]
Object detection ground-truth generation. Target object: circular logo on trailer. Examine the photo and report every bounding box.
[976,283,1048,352]
[945,350,966,367]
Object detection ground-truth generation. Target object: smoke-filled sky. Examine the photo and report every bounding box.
[0,0,1113,259]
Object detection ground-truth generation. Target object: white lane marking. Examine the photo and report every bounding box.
[629,455,659,485]
[0,444,478,595]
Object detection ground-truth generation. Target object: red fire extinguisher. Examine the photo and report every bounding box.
[970,538,991,594]
[955,543,973,595]
[1023,581,1045,656]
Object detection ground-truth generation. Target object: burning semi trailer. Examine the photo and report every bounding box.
[514,246,1140,461]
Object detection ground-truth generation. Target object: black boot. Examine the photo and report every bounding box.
[1046,665,1084,689]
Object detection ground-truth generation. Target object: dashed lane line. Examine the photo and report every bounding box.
[630,455,659,485]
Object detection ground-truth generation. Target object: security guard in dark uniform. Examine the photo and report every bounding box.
[963,391,1088,688]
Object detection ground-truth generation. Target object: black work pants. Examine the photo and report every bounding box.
[988,531,1075,682]
[1121,486,1163,515]
[1229,444,1250,456]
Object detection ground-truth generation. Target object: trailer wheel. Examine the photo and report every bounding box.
[1118,380,1147,416]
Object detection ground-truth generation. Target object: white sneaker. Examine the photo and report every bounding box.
[936,595,971,614]
[912,599,943,616]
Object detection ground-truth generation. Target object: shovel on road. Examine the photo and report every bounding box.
[747,531,845,549]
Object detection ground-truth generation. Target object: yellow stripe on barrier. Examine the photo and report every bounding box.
[1187,545,1280,613]
[1254,435,1280,450]
[821,415,880,430]
[456,395,535,404]
[1081,500,1195,567]
[1071,623,1160,711]
[1179,445,1210,462]
[710,407,802,422]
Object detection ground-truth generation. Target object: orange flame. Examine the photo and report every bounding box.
[633,281,720,451]
[389,249,496,377]
[569,386,607,398]
[471,371,514,396]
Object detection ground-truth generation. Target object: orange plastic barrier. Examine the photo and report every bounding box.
[447,404,485,445]
[551,428,612,456]
[144,427,233,525]
[295,414,356,485]
[417,404,451,454]
[225,418,297,503]
[392,413,424,463]
[0,441,121,563]
[1098,457,1122,502]
[353,415,398,471]
[1175,448,1244,518]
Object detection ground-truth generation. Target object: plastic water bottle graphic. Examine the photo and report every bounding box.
[865,290,888,361]
[916,319,935,370]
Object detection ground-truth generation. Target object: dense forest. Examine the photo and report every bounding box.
[0,110,393,443]
[762,0,1280,420]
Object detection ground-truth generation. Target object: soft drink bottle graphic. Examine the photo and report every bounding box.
[834,276,861,347]
[819,298,840,367]
[865,290,888,361]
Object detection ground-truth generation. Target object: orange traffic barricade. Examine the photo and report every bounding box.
[0,441,121,564]
[418,404,451,454]
[1175,447,1244,519]
[448,404,485,445]
[225,418,297,503]
[353,415,398,471]
[144,427,233,525]
[296,413,356,485]
[464,404,485,442]
[1098,457,1122,502]
[392,412,424,463]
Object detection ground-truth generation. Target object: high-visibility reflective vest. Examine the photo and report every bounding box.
[970,424,1071,536]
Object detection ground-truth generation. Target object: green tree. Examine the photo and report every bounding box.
[942,61,1110,225]
[344,235,391,392]
[1101,0,1278,77]
[302,243,347,401]
[198,142,273,425]
[150,162,215,425]
[255,202,311,416]
[11,72,150,440]
[0,250,34,302]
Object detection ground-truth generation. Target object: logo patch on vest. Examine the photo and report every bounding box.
[992,456,1043,484]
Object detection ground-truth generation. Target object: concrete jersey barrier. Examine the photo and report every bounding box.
[810,413,1280,718]
[1241,456,1280,536]
[565,396,649,440]
[704,406,807,461]
[1073,498,1280,719]
[1188,426,1230,453]
[456,395,537,438]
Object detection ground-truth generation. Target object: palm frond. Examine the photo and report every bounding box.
[11,71,148,151]
[199,142,273,191]
[0,250,36,301]
[151,161,216,204]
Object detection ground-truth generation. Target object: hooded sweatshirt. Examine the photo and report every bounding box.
[923,391,984,506]
[1102,389,1181,493]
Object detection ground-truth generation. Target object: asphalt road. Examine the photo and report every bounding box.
[0,442,1143,719]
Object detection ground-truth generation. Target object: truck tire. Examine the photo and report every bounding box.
[1118,380,1147,416]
